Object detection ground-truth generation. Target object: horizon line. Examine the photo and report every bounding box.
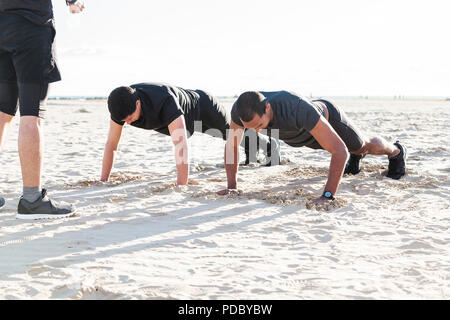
[48,95,450,100]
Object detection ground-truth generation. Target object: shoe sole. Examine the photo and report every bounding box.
[345,169,361,175]
[16,209,77,220]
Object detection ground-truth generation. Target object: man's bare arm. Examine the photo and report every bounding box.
[309,117,349,196]
[101,120,124,181]
[218,121,245,195]
[168,115,190,186]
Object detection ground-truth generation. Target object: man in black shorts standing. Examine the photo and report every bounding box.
[101,83,280,185]
[0,0,85,218]
[219,91,407,202]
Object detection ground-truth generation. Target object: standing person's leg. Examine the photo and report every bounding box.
[5,15,75,219]
[243,129,259,164]
[243,129,281,166]
[0,101,15,211]
[0,36,20,211]
[0,84,18,212]
[15,82,74,219]
[0,82,18,150]
[17,83,48,193]
[258,128,281,166]
[0,112,15,150]
[195,89,280,164]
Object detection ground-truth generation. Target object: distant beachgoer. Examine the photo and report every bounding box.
[0,0,85,219]
[101,83,281,185]
[218,91,407,203]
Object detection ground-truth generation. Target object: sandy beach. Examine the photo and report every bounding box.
[0,97,449,299]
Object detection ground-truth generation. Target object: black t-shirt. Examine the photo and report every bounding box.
[231,91,325,147]
[112,83,201,136]
[0,0,54,26]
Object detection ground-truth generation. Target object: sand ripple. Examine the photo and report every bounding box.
[64,172,143,188]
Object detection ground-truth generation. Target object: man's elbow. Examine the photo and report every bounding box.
[336,145,349,161]
[330,142,348,159]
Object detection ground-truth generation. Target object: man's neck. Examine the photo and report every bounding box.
[268,106,274,126]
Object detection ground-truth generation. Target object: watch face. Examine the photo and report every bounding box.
[324,192,332,198]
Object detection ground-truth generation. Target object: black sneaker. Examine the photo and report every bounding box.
[16,189,75,220]
[387,141,407,180]
[0,197,5,211]
[344,154,363,175]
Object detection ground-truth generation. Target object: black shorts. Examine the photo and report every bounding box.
[0,13,60,116]
[307,99,365,152]
[195,89,230,140]
[0,13,61,84]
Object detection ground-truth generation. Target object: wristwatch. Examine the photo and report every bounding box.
[66,0,77,5]
[322,191,335,200]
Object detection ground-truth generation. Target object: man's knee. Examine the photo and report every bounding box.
[352,139,371,155]
[20,115,41,129]
[0,111,15,124]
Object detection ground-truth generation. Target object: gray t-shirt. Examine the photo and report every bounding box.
[231,91,325,147]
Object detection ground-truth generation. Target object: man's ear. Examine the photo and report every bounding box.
[136,99,141,109]
[266,103,271,113]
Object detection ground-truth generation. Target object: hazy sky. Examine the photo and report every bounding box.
[50,0,449,97]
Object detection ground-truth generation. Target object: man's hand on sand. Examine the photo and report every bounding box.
[217,189,242,196]
[312,196,334,204]
[69,1,85,14]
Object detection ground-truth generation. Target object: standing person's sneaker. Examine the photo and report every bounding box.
[0,197,5,211]
[16,189,75,220]
[387,141,407,180]
[344,154,363,175]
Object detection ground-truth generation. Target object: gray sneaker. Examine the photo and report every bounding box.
[16,189,75,220]
[0,197,5,211]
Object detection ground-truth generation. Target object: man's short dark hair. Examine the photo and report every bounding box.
[107,86,138,122]
[234,91,267,122]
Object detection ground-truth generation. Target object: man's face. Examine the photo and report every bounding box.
[122,100,141,124]
[241,104,271,132]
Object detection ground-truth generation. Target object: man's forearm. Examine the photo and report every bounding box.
[224,144,239,189]
[174,140,189,185]
[176,163,189,185]
[324,150,348,194]
[101,146,115,181]
[225,164,238,189]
